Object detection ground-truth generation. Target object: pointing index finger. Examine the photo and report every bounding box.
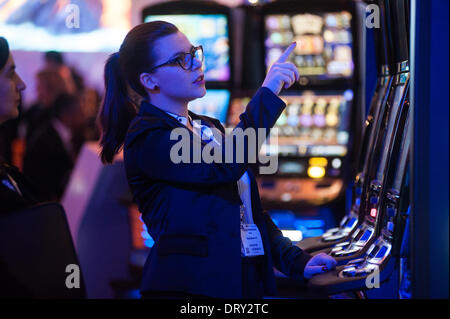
[277,42,296,63]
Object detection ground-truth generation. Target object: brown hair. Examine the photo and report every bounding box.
[97,21,179,163]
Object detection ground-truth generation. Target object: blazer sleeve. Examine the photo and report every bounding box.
[129,87,286,186]
[262,210,313,282]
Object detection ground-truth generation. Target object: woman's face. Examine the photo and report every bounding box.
[0,54,26,123]
[149,32,206,103]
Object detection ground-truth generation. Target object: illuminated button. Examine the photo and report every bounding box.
[300,114,313,126]
[270,32,283,45]
[313,114,326,127]
[344,89,354,101]
[337,131,349,144]
[370,208,377,218]
[323,29,334,42]
[331,158,342,169]
[326,113,339,126]
[281,193,292,202]
[309,157,328,167]
[308,166,326,179]
[287,115,299,126]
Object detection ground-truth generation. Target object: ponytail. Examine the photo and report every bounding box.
[98,53,137,163]
[97,21,179,163]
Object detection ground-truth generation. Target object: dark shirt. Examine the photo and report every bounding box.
[22,123,74,201]
[0,160,40,214]
[21,103,52,144]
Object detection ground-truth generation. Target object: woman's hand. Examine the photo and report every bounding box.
[304,253,338,279]
[262,42,300,95]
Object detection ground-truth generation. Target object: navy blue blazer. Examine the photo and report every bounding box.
[124,87,312,298]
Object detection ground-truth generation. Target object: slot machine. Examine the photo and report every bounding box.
[308,95,411,297]
[227,0,366,241]
[305,0,410,262]
[303,0,412,298]
[293,0,398,253]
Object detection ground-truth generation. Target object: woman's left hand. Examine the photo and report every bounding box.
[304,253,338,279]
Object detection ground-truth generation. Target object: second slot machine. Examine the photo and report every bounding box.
[228,0,365,241]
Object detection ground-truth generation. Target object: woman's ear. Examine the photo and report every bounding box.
[139,72,159,92]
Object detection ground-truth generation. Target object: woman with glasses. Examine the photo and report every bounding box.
[98,21,336,299]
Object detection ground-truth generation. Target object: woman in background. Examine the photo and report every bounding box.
[0,37,40,214]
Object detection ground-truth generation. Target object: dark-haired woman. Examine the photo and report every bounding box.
[0,37,40,214]
[98,21,337,299]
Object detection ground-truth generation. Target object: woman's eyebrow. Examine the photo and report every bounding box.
[168,45,194,59]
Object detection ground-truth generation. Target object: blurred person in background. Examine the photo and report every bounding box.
[21,67,74,143]
[80,88,101,142]
[23,93,85,201]
[44,50,84,94]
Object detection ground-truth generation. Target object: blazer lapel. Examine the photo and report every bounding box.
[138,100,224,146]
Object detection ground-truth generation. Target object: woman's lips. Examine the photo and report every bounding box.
[193,74,205,84]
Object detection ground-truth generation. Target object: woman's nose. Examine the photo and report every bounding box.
[16,74,26,92]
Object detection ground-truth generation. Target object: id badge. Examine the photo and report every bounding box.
[240,223,265,257]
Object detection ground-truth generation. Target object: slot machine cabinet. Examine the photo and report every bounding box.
[227,0,366,241]
[288,0,395,253]
[308,96,411,297]
[312,84,409,264]
[295,0,410,258]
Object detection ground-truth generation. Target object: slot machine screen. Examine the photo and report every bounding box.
[272,92,352,159]
[144,14,230,82]
[264,11,354,80]
[0,0,130,52]
[188,89,230,124]
[227,91,353,177]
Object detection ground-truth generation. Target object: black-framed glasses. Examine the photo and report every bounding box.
[149,45,204,72]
